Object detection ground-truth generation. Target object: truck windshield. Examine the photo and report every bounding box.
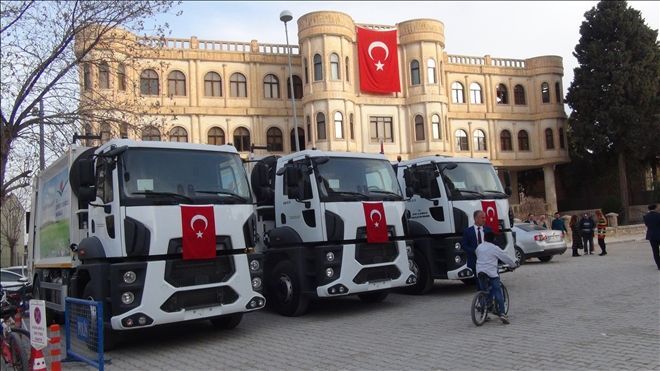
[315,157,402,202]
[120,148,252,205]
[439,162,506,200]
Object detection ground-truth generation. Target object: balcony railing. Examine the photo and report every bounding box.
[447,54,526,69]
[136,36,299,55]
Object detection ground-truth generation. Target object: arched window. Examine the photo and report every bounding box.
[455,130,468,151]
[291,128,305,151]
[410,60,420,85]
[286,75,303,99]
[349,114,354,140]
[514,84,526,105]
[140,69,159,96]
[266,127,283,151]
[414,115,425,141]
[316,112,326,140]
[117,63,126,91]
[306,116,311,143]
[169,126,188,142]
[500,130,512,151]
[545,128,554,149]
[470,82,482,104]
[264,74,280,99]
[204,72,222,97]
[451,82,465,103]
[345,57,350,82]
[555,82,562,103]
[431,114,441,140]
[330,53,340,80]
[233,127,250,151]
[473,129,487,151]
[541,82,550,103]
[313,54,323,81]
[304,58,309,84]
[120,123,129,139]
[334,112,343,139]
[167,71,186,96]
[141,126,161,141]
[559,127,566,149]
[83,64,92,91]
[427,59,436,84]
[496,84,508,104]
[100,122,112,143]
[518,130,530,151]
[230,73,247,97]
[208,127,225,145]
[99,61,110,89]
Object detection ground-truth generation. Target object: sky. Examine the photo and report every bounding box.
[149,1,659,108]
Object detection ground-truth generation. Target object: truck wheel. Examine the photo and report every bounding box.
[515,246,525,265]
[82,284,119,351]
[267,260,309,317]
[404,253,433,295]
[538,256,553,263]
[358,292,388,303]
[210,313,243,329]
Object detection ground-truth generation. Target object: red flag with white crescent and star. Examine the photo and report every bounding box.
[181,205,216,260]
[481,200,500,234]
[362,202,388,243]
[356,26,400,93]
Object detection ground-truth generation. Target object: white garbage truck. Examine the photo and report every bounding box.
[393,156,516,294]
[27,139,265,348]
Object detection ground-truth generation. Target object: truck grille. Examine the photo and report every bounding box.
[160,286,238,312]
[165,236,236,287]
[353,265,401,284]
[355,227,398,264]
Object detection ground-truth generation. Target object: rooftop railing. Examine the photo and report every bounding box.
[136,36,299,55]
[447,54,527,68]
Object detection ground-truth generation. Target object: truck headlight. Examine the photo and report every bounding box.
[325,268,334,278]
[454,255,462,264]
[121,291,135,305]
[249,259,260,271]
[326,252,335,262]
[251,277,262,290]
[123,271,137,284]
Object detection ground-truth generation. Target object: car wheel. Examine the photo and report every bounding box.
[514,246,525,265]
[538,256,553,263]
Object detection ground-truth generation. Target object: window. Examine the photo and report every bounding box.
[204,72,222,97]
[559,127,565,149]
[514,84,526,105]
[555,82,562,103]
[304,58,309,84]
[313,54,323,81]
[334,112,343,139]
[100,122,112,143]
[142,126,161,141]
[496,84,508,104]
[95,157,114,204]
[140,69,159,96]
[99,61,110,89]
[230,73,247,97]
[330,53,340,80]
[455,129,468,151]
[370,116,394,143]
[264,74,280,99]
[473,129,486,151]
[117,63,126,91]
[500,130,512,151]
[83,64,91,91]
[167,70,186,96]
[469,82,482,104]
[208,127,225,145]
[120,123,128,139]
[345,57,350,82]
[316,112,326,140]
[414,115,425,141]
[306,116,311,143]
[291,128,305,151]
[349,113,354,140]
[169,126,188,142]
[545,128,554,149]
[541,82,550,103]
[410,60,420,85]
[267,127,283,151]
[286,75,303,99]
[427,59,436,84]
[233,127,250,151]
[451,82,465,103]
[431,114,441,140]
[518,130,530,151]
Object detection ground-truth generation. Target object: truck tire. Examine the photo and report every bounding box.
[267,260,309,317]
[210,313,243,329]
[358,292,389,303]
[82,283,119,351]
[403,252,433,295]
[515,246,525,265]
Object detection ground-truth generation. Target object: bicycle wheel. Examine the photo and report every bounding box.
[501,284,509,315]
[471,292,489,326]
[8,329,30,371]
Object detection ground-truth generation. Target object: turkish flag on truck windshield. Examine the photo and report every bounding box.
[362,202,389,243]
[481,200,500,234]
[180,205,217,260]
[356,27,401,93]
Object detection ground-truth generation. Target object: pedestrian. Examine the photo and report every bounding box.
[462,210,491,284]
[595,209,608,256]
[538,214,549,229]
[569,215,582,256]
[524,213,535,224]
[578,213,595,255]
[643,204,660,270]
[476,231,518,324]
[551,212,567,233]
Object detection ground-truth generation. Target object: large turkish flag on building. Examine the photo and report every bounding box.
[481,201,500,234]
[356,27,400,93]
[181,205,217,260]
[362,202,389,243]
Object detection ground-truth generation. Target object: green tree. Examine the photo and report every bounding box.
[566,0,660,223]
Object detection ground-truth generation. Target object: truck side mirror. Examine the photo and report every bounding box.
[78,186,96,207]
[285,166,302,184]
[405,186,414,198]
[78,158,95,187]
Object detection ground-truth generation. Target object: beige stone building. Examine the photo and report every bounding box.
[80,11,570,212]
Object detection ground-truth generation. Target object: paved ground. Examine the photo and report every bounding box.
[64,239,659,370]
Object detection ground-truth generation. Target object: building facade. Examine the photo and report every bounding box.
[80,11,570,212]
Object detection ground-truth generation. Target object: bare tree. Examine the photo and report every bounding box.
[1,194,25,266]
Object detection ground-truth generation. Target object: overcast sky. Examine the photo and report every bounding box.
[152,1,659,104]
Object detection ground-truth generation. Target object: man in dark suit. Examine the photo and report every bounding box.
[643,204,660,270]
[462,210,492,281]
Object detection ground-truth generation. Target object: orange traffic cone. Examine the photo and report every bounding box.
[32,347,47,371]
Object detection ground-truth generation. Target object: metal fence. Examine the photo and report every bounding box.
[64,297,104,371]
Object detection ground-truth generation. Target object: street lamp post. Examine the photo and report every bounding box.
[280,10,300,152]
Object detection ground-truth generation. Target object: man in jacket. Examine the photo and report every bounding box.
[643,204,660,270]
[551,212,567,233]
[578,213,595,255]
[462,210,491,282]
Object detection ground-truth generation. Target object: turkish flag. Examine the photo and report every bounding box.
[362,202,389,243]
[180,205,216,260]
[481,201,500,234]
[356,27,400,93]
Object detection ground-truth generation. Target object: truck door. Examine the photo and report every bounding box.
[405,164,453,235]
[277,162,323,242]
[88,156,122,256]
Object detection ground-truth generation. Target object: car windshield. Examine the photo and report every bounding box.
[440,162,505,200]
[315,157,402,202]
[121,148,252,205]
[516,223,548,232]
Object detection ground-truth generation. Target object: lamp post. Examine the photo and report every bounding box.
[280,10,300,152]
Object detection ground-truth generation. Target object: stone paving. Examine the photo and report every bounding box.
[64,239,659,370]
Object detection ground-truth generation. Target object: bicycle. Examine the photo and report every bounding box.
[1,286,31,371]
[470,266,514,326]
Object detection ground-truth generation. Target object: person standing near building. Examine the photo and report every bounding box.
[578,213,595,255]
[462,210,491,282]
[551,212,567,233]
[643,204,660,270]
[595,209,608,256]
[538,214,549,229]
[569,215,583,257]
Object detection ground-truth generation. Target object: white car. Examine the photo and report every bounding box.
[1,269,28,291]
[512,223,567,263]
[4,265,27,277]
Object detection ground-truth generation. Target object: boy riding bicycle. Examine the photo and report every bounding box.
[476,231,518,324]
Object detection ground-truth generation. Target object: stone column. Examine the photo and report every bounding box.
[543,165,558,214]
